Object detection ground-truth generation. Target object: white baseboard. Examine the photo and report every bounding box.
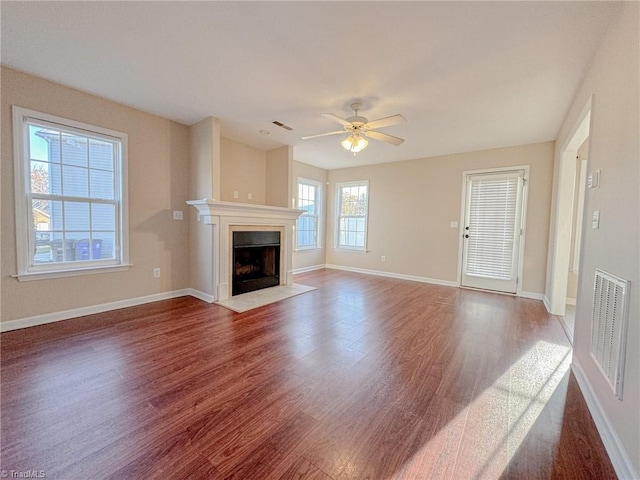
[0,289,192,332]
[571,361,639,480]
[292,264,326,274]
[543,295,552,313]
[324,264,458,287]
[519,291,546,301]
[566,297,577,306]
[188,288,215,303]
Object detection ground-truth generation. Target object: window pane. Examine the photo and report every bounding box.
[49,200,64,231]
[92,203,115,231]
[29,125,51,162]
[93,232,115,260]
[64,201,90,231]
[90,169,115,199]
[62,165,89,197]
[32,198,50,231]
[61,135,88,167]
[89,139,114,171]
[30,161,52,195]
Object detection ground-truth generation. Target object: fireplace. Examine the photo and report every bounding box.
[232,231,281,296]
[186,199,303,302]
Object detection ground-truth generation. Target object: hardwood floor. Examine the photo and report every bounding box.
[1,269,616,479]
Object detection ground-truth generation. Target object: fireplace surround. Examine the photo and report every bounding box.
[186,199,303,302]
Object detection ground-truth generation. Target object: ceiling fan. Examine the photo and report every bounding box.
[302,103,406,153]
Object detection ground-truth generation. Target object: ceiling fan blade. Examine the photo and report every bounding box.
[301,130,346,140]
[364,130,405,146]
[320,113,352,127]
[363,114,406,130]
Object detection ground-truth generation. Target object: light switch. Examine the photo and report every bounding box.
[173,210,183,220]
[588,170,600,189]
[592,210,600,229]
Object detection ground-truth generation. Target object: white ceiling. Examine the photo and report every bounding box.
[1,1,620,170]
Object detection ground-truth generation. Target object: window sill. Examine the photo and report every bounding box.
[295,247,322,252]
[334,247,368,253]
[13,264,132,282]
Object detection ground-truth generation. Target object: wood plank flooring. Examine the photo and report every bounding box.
[1,269,616,479]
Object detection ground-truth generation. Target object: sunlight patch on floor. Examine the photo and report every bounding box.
[392,340,572,479]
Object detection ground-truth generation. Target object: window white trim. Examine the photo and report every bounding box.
[12,106,129,281]
[335,180,369,252]
[295,177,323,251]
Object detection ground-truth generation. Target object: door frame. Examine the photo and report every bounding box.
[456,165,530,296]
[546,97,592,315]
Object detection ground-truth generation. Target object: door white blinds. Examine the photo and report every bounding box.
[465,174,520,280]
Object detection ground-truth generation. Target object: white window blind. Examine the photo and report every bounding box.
[465,174,519,280]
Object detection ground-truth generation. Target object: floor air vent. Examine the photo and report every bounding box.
[590,269,630,400]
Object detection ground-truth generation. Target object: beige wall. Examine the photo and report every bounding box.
[1,67,190,322]
[326,142,554,294]
[292,161,328,271]
[553,2,639,474]
[220,137,266,204]
[266,146,292,208]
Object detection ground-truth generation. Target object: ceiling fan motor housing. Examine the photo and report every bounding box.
[345,115,368,128]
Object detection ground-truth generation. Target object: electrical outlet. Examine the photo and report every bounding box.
[233,190,239,199]
[248,193,253,200]
[381,255,386,262]
[173,210,183,220]
[153,268,161,278]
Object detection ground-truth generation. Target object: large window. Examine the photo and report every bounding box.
[336,181,369,251]
[13,106,129,280]
[296,178,322,249]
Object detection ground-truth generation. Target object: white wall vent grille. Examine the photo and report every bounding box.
[590,269,630,400]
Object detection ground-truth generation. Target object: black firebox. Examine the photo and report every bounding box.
[232,231,281,296]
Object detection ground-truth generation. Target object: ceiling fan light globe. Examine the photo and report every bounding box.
[354,136,368,152]
[341,134,368,153]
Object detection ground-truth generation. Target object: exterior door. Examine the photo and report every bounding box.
[461,169,525,293]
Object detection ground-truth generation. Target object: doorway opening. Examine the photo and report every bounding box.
[550,104,591,342]
[562,136,589,343]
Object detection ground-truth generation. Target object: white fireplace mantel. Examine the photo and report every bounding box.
[187,199,304,302]
[186,199,304,224]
